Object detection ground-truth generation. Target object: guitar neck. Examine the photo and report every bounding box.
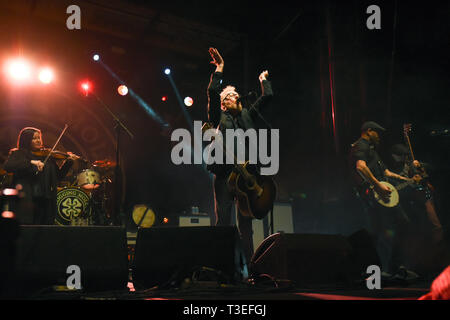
[403,125,415,161]
[405,137,415,161]
[395,180,412,191]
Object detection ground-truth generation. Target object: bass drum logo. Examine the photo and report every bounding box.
[56,187,90,225]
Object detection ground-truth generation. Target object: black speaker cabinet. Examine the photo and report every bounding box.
[0,217,20,297]
[132,226,247,289]
[7,225,129,297]
[250,232,361,286]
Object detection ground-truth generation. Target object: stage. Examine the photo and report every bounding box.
[1,0,450,308]
[1,224,447,302]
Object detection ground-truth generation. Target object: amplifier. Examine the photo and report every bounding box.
[179,215,211,227]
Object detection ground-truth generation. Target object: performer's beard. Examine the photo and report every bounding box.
[370,135,380,146]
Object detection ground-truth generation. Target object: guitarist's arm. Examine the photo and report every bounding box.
[384,168,411,182]
[356,160,391,198]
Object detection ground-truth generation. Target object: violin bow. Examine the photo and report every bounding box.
[40,124,69,169]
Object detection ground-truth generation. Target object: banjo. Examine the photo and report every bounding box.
[369,179,418,208]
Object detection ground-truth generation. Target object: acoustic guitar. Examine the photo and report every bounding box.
[202,122,277,219]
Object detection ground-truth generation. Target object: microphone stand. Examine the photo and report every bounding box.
[92,93,134,226]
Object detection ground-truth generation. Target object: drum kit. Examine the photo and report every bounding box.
[56,159,116,226]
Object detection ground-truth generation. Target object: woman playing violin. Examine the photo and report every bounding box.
[4,127,79,224]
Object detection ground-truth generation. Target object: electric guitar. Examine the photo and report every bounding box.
[202,122,277,219]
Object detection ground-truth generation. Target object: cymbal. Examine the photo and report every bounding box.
[92,160,116,168]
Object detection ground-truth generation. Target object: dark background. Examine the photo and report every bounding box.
[0,0,449,236]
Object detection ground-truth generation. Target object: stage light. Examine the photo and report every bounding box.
[164,68,171,75]
[161,96,167,102]
[38,68,54,84]
[4,58,32,83]
[80,80,92,96]
[93,54,100,61]
[1,211,15,219]
[184,96,193,107]
[163,217,169,224]
[118,84,128,96]
[2,188,18,196]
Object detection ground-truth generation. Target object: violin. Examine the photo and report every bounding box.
[32,148,82,161]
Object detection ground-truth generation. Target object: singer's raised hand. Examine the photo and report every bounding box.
[209,47,224,72]
[259,70,269,82]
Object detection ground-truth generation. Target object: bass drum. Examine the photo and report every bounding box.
[55,187,92,226]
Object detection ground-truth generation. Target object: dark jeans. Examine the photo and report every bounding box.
[360,195,411,274]
[213,174,254,266]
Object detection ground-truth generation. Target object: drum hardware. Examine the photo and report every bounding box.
[76,169,101,190]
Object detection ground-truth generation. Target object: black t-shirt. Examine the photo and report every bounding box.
[349,138,387,186]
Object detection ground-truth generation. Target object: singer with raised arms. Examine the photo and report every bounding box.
[206,47,275,266]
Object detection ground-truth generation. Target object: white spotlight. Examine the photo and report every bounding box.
[38,68,54,84]
[118,84,128,96]
[184,96,193,107]
[5,58,32,83]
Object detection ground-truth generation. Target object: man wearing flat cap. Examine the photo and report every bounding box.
[350,121,413,276]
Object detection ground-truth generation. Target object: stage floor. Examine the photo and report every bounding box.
[12,279,431,301]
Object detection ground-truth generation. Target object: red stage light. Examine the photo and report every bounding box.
[161,96,167,102]
[163,217,169,224]
[80,80,92,96]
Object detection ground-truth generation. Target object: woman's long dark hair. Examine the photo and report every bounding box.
[16,127,42,151]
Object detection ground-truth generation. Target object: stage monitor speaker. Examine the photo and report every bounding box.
[252,201,294,251]
[347,228,381,273]
[6,225,129,297]
[250,232,363,286]
[132,226,247,289]
[0,217,20,297]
